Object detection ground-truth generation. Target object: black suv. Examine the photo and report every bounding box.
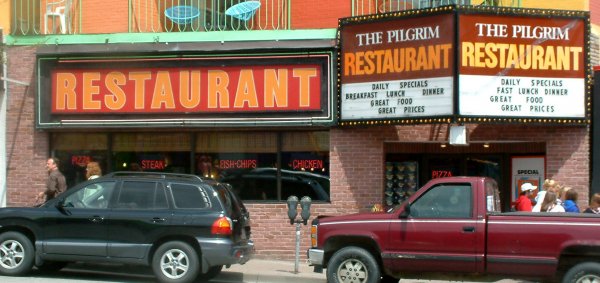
[0,172,253,283]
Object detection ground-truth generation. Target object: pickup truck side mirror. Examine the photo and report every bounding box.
[399,203,410,218]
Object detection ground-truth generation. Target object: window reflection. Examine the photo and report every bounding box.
[51,131,330,202]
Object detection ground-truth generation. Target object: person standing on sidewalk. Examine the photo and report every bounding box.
[515,183,537,212]
[563,188,580,213]
[37,157,67,202]
[86,161,102,180]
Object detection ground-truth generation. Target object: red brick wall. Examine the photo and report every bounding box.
[6,46,50,207]
[5,47,591,261]
[249,125,589,260]
[291,0,351,29]
[82,0,129,33]
[591,0,600,27]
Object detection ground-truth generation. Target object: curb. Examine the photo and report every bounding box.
[219,259,327,283]
[217,271,326,283]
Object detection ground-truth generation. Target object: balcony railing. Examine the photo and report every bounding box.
[353,0,521,16]
[10,0,290,35]
[11,0,82,35]
[131,0,290,32]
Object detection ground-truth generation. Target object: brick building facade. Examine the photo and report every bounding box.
[1,1,597,261]
[5,41,591,259]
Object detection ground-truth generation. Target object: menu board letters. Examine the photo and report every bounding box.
[458,14,586,118]
[340,14,455,121]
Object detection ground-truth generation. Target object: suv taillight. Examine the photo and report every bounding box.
[211,216,233,236]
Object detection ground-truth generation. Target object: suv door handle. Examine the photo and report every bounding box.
[89,216,104,223]
[151,217,166,223]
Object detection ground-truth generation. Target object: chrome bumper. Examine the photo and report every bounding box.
[307,248,324,266]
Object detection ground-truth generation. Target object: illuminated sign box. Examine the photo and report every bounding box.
[37,53,334,128]
[337,5,590,126]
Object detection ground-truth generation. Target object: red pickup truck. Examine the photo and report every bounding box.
[307,176,600,283]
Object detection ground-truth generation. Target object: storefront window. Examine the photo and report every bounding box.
[198,131,330,202]
[52,133,108,188]
[112,133,191,173]
[197,132,278,200]
[51,131,329,202]
[281,132,330,201]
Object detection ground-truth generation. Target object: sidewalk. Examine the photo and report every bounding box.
[218,259,532,283]
[218,258,326,283]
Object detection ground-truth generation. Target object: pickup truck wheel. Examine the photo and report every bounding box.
[0,231,34,276]
[327,247,380,283]
[563,262,600,283]
[152,241,200,283]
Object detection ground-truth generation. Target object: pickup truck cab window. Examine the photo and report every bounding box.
[411,184,472,218]
[485,179,501,213]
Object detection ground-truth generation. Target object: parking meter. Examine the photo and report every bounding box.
[300,196,312,225]
[286,196,299,225]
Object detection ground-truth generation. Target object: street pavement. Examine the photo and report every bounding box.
[0,259,535,283]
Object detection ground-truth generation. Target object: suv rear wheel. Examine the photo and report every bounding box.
[152,241,200,283]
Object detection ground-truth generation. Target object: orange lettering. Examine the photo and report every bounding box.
[151,71,175,109]
[179,70,201,109]
[105,72,126,110]
[82,72,101,110]
[234,69,258,108]
[129,72,152,110]
[293,68,317,107]
[55,72,77,110]
[264,69,288,108]
[207,70,230,108]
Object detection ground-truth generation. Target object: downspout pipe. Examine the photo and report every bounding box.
[0,28,6,207]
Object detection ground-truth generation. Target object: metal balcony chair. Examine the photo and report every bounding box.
[45,0,70,34]
[165,5,201,25]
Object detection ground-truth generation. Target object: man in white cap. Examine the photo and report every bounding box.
[514,182,537,211]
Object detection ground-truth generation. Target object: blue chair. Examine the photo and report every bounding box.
[225,1,261,21]
[165,5,201,25]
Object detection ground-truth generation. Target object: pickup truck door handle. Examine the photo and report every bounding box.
[463,226,475,233]
[151,217,166,223]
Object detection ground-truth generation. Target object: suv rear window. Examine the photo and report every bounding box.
[171,183,210,209]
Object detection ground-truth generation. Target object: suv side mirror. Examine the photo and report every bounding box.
[400,203,410,218]
[286,196,299,225]
[54,199,70,215]
[55,199,65,209]
[300,196,312,225]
